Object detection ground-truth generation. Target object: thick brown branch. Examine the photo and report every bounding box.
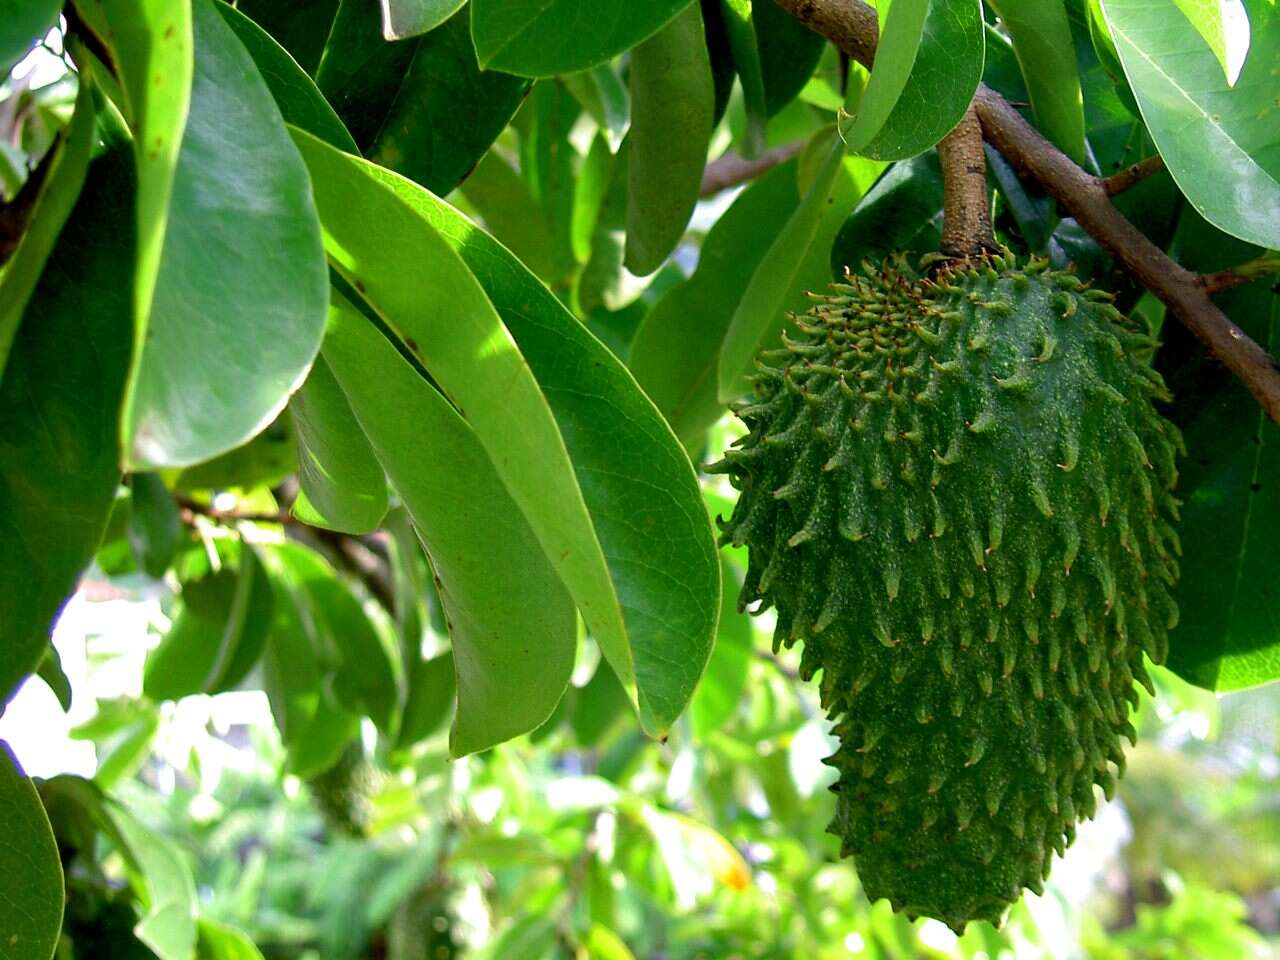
[936,108,996,258]
[1101,155,1166,196]
[773,0,1280,423]
[700,140,807,196]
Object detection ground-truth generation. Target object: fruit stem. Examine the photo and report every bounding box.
[937,107,997,260]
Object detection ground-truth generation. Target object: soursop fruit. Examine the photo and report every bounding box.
[711,251,1182,932]
[306,741,383,838]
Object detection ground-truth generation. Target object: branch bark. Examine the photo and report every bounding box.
[936,107,996,258]
[701,140,807,196]
[1101,155,1166,196]
[773,0,1280,423]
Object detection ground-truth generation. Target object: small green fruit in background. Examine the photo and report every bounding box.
[712,252,1182,932]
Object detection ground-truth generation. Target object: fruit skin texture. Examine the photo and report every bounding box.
[711,252,1182,932]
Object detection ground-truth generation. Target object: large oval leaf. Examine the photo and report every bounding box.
[323,293,577,755]
[0,0,60,72]
[0,742,63,960]
[0,148,135,707]
[625,3,716,275]
[1099,0,1280,248]
[842,0,985,161]
[471,0,692,77]
[124,0,328,469]
[629,157,802,450]
[367,167,723,739]
[1160,209,1280,691]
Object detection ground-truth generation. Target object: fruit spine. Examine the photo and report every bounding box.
[711,251,1182,931]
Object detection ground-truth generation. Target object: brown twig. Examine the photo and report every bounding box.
[1101,155,1166,196]
[936,107,996,258]
[175,494,291,525]
[1200,254,1280,295]
[773,0,1280,423]
[700,140,807,196]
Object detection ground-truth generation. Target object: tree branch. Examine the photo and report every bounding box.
[1200,253,1280,295]
[175,494,291,526]
[773,0,1280,424]
[936,107,996,258]
[701,140,807,196]
[1100,155,1166,196]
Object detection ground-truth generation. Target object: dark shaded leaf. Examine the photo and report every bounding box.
[0,742,64,959]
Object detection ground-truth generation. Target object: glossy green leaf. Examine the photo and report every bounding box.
[462,147,565,285]
[1170,0,1234,82]
[0,74,96,377]
[232,0,339,74]
[361,156,722,737]
[197,919,266,960]
[106,803,198,960]
[579,142,646,314]
[519,82,581,282]
[214,0,357,152]
[0,742,62,960]
[571,662,630,747]
[842,0,985,160]
[318,2,528,196]
[629,158,802,449]
[291,356,389,534]
[720,0,767,156]
[0,0,60,72]
[1100,0,1280,248]
[563,64,629,150]
[993,0,1087,162]
[124,0,327,469]
[381,0,466,39]
[471,0,692,77]
[294,134,639,725]
[572,134,614,265]
[36,646,72,712]
[753,0,827,115]
[322,293,577,755]
[0,148,135,708]
[126,473,181,579]
[204,548,274,693]
[89,701,161,789]
[395,653,456,751]
[718,132,881,401]
[690,558,753,736]
[829,151,945,275]
[1161,210,1280,691]
[625,3,715,275]
[70,0,192,375]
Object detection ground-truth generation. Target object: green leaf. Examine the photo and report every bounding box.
[106,803,199,960]
[317,2,528,196]
[231,0,339,74]
[123,0,328,469]
[829,151,945,275]
[519,81,581,282]
[461,147,566,285]
[1170,0,1235,83]
[753,0,827,116]
[562,64,629,151]
[367,158,723,737]
[381,0,467,39]
[73,697,161,789]
[0,742,63,960]
[0,148,135,708]
[842,0,985,160]
[295,134,635,727]
[570,661,630,747]
[625,3,716,276]
[70,0,193,410]
[173,414,297,492]
[993,0,1087,163]
[629,157,802,449]
[0,74,96,378]
[583,924,637,960]
[720,0,768,156]
[470,0,692,77]
[127,474,182,579]
[395,653,456,751]
[690,558,753,736]
[0,0,60,73]
[717,131,881,401]
[36,646,72,712]
[321,293,577,755]
[1099,0,1280,249]
[213,0,357,152]
[197,919,266,960]
[578,143,647,313]
[1160,210,1280,691]
[290,356,389,534]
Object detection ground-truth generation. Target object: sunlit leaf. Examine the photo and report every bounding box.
[0,742,63,960]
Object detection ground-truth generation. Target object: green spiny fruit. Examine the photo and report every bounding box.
[389,884,460,960]
[306,741,383,838]
[711,251,1182,932]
